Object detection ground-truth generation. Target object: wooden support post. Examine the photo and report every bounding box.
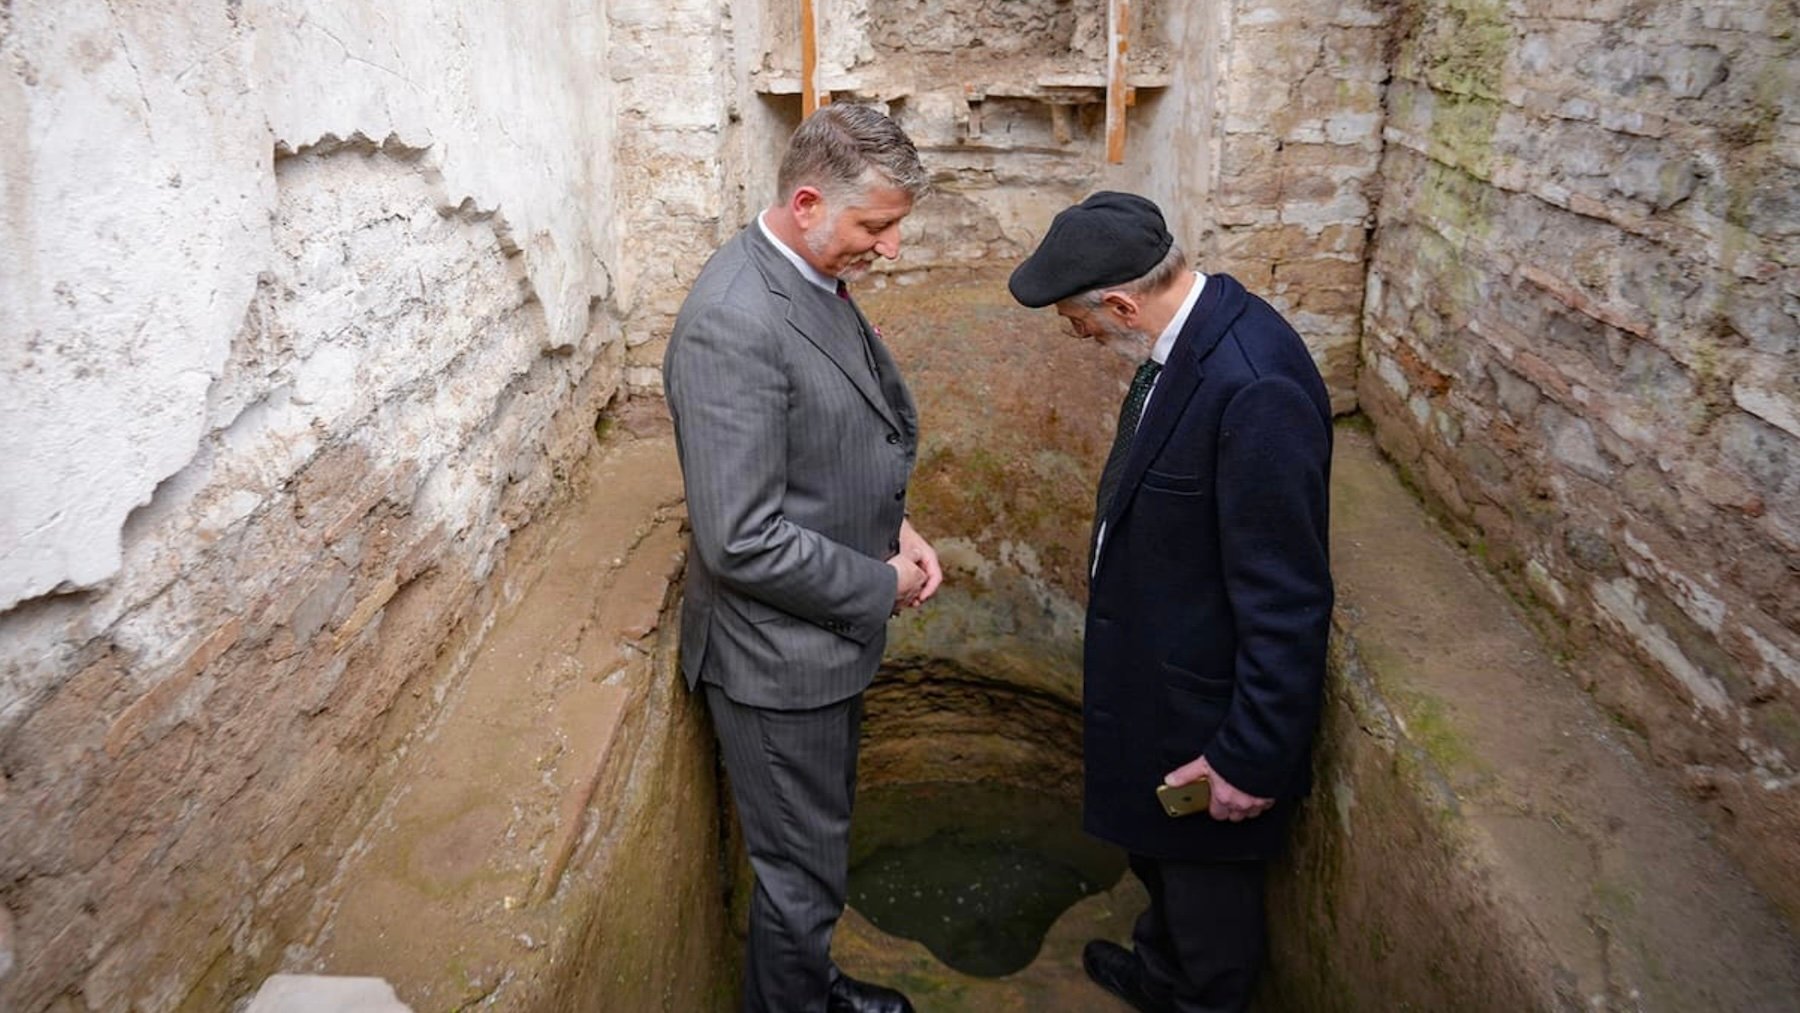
[802,0,821,115]
[1106,0,1130,164]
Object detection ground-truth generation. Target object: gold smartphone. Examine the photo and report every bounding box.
[1156,778,1212,818]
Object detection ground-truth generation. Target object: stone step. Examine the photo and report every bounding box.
[242,975,412,1013]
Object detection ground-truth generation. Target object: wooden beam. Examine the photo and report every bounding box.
[1106,0,1130,163]
[802,0,820,115]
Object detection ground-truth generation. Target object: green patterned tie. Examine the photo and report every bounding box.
[1092,358,1163,562]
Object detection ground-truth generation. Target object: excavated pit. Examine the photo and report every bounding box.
[850,669,1125,978]
[805,270,1158,1005]
[847,778,1123,978]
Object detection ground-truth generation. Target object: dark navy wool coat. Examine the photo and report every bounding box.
[1083,272,1334,862]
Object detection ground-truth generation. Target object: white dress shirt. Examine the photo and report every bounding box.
[1141,271,1207,414]
[1094,271,1208,574]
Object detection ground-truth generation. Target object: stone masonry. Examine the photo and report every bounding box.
[1191,0,1391,414]
[1361,0,1800,920]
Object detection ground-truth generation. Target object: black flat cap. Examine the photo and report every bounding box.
[1008,191,1173,307]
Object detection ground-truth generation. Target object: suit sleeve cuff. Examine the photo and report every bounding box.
[1202,746,1291,801]
[832,555,897,644]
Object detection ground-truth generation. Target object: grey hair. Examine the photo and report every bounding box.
[1067,242,1189,309]
[777,104,931,205]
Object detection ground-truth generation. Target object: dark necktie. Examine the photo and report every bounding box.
[836,280,887,389]
[1092,358,1163,558]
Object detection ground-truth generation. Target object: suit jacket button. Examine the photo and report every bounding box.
[885,432,900,445]
[894,489,905,501]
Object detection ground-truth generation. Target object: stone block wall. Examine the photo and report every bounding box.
[1181,0,1392,413]
[801,0,1137,284]
[0,2,624,1008]
[610,0,736,395]
[615,0,1397,420]
[1360,0,1800,918]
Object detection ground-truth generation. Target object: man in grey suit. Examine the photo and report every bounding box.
[663,105,941,1013]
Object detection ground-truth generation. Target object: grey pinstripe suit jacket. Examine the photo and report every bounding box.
[663,224,917,710]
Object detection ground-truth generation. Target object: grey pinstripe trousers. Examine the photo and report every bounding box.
[705,683,864,1013]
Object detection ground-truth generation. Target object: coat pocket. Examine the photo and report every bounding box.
[1157,663,1233,767]
[1141,467,1205,496]
[724,593,789,625]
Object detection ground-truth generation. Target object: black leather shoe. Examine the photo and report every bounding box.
[827,973,914,1013]
[1082,939,1174,1013]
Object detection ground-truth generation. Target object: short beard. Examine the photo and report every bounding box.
[802,212,835,261]
[804,207,875,281]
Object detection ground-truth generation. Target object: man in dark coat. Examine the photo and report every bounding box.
[1008,192,1334,1012]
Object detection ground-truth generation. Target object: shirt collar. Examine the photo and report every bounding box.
[1149,272,1206,366]
[757,211,839,295]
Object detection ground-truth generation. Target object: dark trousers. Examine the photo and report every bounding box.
[1130,854,1268,1013]
[706,684,864,1013]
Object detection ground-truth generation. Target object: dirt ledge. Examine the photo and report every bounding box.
[287,403,736,1012]
[1265,425,1800,1011]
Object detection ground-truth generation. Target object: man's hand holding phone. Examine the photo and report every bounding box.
[1155,777,1211,817]
[1162,754,1273,822]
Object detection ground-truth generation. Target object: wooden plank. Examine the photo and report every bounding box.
[802,0,820,115]
[1106,0,1131,163]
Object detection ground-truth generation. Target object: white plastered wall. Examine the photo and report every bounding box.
[0,0,615,617]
